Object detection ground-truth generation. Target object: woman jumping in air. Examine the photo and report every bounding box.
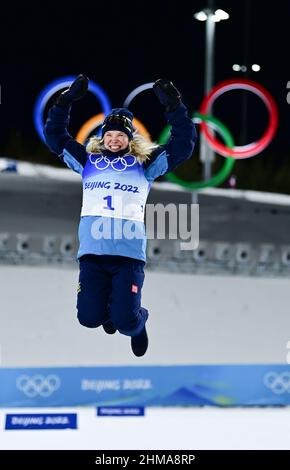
[44,75,196,357]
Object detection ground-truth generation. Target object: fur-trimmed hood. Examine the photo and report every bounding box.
[86,132,159,164]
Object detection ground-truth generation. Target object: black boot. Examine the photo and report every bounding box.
[131,326,148,357]
[102,319,117,335]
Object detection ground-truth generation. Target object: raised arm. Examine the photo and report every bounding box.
[143,79,196,182]
[43,75,89,174]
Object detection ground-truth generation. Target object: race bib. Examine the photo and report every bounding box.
[81,154,150,222]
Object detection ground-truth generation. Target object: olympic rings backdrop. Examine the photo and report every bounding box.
[34,77,279,189]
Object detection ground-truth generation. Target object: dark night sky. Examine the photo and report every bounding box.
[0,0,289,191]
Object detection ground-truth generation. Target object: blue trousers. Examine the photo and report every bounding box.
[76,254,148,337]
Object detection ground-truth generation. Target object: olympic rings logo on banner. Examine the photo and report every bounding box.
[34,77,278,188]
[16,374,61,397]
[263,371,290,394]
[89,154,137,172]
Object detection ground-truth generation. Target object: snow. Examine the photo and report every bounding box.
[1,406,290,450]
[2,157,290,206]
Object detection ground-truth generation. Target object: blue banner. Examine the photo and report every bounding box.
[97,406,144,416]
[5,413,77,430]
[0,365,290,407]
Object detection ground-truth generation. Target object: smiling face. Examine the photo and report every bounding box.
[103,130,129,152]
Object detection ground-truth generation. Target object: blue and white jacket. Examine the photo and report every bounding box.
[44,103,196,262]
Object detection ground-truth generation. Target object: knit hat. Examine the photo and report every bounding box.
[101,108,134,140]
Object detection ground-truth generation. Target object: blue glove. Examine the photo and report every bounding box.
[153,78,182,112]
[56,74,89,107]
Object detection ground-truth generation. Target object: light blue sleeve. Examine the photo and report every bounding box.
[143,150,168,182]
[62,148,84,175]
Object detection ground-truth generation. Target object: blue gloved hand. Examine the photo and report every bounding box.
[153,78,182,112]
[56,74,89,107]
